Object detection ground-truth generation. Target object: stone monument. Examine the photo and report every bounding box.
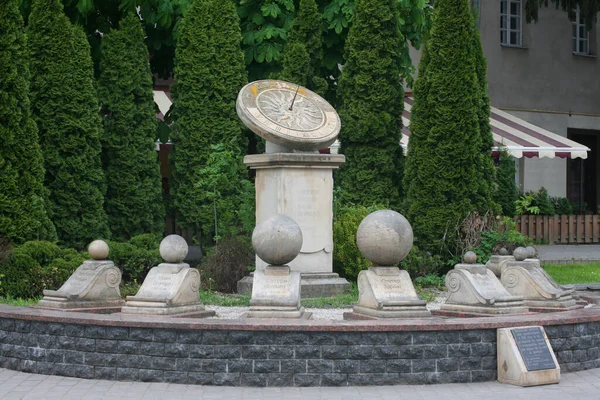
[37,240,124,311]
[121,235,214,317]
[501,247,581,311]
[236,80,350,298]
[344,210,430,319]
[438,251,528,316]
[523,246,587,306]
[245,215,310,319]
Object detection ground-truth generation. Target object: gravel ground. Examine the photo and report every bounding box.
[207,291,449,320]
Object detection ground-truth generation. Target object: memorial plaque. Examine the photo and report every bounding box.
[511,327,557,371]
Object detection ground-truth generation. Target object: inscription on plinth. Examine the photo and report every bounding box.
[497,326,560,386]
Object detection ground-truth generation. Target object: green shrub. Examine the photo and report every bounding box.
[399,246,447,278]
[332,205,385,280]
[128,234,162,252]
[105,238,161,284]
[472,217,531,264]
[493,148,519,217]
[0,241,85,299]
[530,187,555,216]
[553,197,573,215]
[200,236,254,293]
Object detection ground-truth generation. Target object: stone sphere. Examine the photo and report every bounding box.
[513,247,528,261]
[252,215,303,265]
[356,210,413,266]
[499,247,509,256]
[88,240,109,260]
[526,246,536,258]
[160,235,188,263]
[463,251,477,264]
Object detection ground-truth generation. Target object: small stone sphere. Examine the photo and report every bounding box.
[252,215,303,265]
[88,240,109,260]
[160,235,189,263]
[356,210,413,266]
[499,247,509,256]
[526,246,537,258]
[463,251,477,264]
[513,247,528,261]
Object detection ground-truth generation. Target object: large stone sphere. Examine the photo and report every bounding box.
[356,210,413,266]
[463,251,477,264]
[88,240,109,260]
[526,246,536,258]
[513,247,528,261]
[160,235,188,263]
[252,215,303,265]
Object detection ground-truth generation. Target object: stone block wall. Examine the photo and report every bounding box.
[1,317,599,386]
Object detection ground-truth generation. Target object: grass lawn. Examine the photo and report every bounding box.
[543,263,600,285]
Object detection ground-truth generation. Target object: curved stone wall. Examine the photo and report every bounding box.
[0,305,599,386]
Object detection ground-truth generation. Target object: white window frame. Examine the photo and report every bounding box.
[572,6,590,55]
[500,0,522,47]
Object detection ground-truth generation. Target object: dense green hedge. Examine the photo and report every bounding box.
[170,0,249,241]
[279,0,327,95]
[0,0,56,244]
[336,0,404,209]
[402,0,491,255]
[28,0,109,249]
[97,14,165,241]
[494,148,519,217]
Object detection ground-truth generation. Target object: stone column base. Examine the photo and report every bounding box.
[237,272,351,299]
[121,303,214,317]
[344,304,431,320]
[244,306,312,319]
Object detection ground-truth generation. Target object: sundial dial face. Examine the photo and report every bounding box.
[236,80,340,151]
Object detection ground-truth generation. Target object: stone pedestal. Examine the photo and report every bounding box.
[121,235,213,317]
[245,266,309,319]
[240,152,350,297]
[37,260,124,311]
[501,261,580,311]
[122,263,212,316]
[348,267,429,319]
[439,263,528,316]
[524,258,587,306]
[485,255,515,277]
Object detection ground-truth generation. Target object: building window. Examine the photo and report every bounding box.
[500,0,522,46]
[572,6,590,55]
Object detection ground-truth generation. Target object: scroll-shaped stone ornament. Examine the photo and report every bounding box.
[121,235,214,317]
[37,240,124,311]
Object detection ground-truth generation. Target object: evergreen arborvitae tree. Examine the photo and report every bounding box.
[171,0,248,239]
[29,0,109,249]
[336,0,404,208]
[0,0,56,244]
[279,0,327,94]
[494,148,519,217]
[402,0,483,254]
[472,27,497,213]
[98,14,165,241]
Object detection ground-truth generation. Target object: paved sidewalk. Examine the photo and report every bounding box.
[1,367,599,400]
[535,244,600,263]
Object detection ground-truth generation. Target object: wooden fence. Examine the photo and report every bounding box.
[514,215,600,244]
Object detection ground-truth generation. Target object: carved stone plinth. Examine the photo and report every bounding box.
[346,267,430,319]
[501,262,581,310]
[240,153,350,297]
[524,258,588,306]
[121,264,213,316]
[245,265,310,319]
[440,263,528,315]
[38,260,124,311]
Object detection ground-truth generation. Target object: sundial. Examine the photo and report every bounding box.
[236,80,340,151]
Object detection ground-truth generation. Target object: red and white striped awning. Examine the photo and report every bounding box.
[401,97,589,159]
